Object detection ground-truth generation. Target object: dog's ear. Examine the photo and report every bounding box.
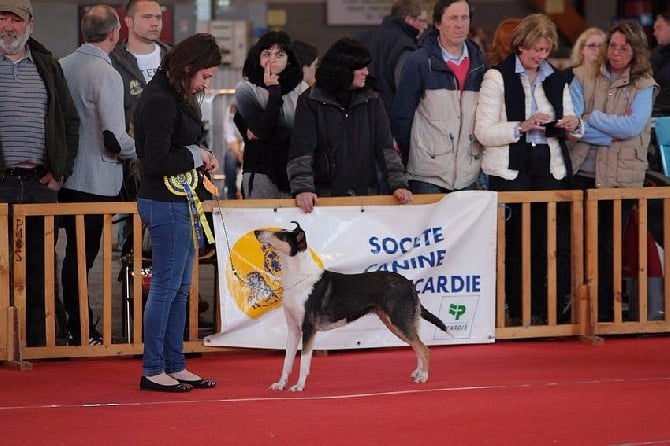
[290,221,302,232]
[295,229,307,252]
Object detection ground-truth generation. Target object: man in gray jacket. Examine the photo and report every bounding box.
[59,4,135,345]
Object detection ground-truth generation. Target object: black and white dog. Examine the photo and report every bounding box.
[254,222,448,391]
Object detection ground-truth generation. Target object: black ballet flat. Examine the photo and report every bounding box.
[175,377,217,389]
[140,376,193,392]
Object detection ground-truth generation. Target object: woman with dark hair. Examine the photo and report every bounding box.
[287,37,412,213]
[133,33,221,392]
[234,31,308,198]
[293,40,318,86]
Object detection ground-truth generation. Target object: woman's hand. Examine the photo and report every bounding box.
[556,115,580,132]
[393,188,413,204]
[296,192,318,213]
[39,171,63,191]
[518,113,552,133]
[200,148,219,173]
[263,63,279,87]
[246,129,258,141]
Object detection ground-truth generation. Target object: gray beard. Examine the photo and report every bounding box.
[0,30,30,56]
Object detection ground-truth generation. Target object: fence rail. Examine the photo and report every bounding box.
[1,189,669,365]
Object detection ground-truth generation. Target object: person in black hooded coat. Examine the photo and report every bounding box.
[234,31,308,198]
[287,37,412,213]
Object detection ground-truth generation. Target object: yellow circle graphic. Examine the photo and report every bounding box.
[225,228,324,318]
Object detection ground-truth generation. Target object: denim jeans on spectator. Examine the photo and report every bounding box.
[223,149,240,199]
[138,198,195,376]
[0,175,58,346]
[410,180,451,194]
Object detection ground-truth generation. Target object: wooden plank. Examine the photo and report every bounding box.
[44,216,56,347]
[547,201,557,325]
[0,204,9,360]
[75,214,90,343]
[102,214,113,345]
[521,202,531,326]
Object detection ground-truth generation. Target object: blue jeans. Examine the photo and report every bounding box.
[138,198,195,376]
[410,180,451,194]
[223,149,240,199]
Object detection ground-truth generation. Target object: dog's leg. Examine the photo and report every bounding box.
[378,312,430,383]
[407,339,430,383]
[290,324,316,391]
[270,320,301,390]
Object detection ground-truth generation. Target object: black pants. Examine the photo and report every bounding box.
[488,144,572,322]
[0,174,58,346]
[59,187,117,341]
[574,175,634,322]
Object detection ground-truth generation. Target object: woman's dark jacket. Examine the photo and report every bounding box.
[133,70,209,202]
[287,84,408,197]
[652,44,670,114]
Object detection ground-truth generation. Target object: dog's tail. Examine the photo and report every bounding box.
[420,305,448,332]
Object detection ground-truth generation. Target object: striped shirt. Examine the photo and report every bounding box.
[0,47,48,167]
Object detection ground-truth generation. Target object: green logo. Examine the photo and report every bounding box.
[449,303,466,320]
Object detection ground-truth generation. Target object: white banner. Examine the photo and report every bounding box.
[205,192,498,349]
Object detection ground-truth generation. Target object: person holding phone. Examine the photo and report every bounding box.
[474,13,583,325]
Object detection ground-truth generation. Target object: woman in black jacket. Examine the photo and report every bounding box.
[234,31,307,198]
[287,37,412,213]
[133,34,220,393]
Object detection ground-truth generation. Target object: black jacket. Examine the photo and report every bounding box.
[359,15,420,117]
[652,44,670,114]
[287,85,408,197]
[133,70,209,202]
[110,40,171,130]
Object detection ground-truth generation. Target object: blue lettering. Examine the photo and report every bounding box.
[472,275,481,292]
[382,237,398,254]
[452,276,465,292]
[368,236,381,254]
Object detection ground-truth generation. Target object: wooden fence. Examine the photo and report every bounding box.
[1,189,669,366]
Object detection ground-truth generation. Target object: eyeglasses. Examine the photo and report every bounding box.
[608,43,633,54]
[584,43,602,49]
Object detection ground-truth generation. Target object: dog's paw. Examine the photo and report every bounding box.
[411,369,428,383]
[288,383,305,392]
[269,382,286,390]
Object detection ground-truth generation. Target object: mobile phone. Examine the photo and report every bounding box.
[543,120,565,138]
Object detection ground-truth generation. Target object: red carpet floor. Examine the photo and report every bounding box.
[2,336,670,445]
